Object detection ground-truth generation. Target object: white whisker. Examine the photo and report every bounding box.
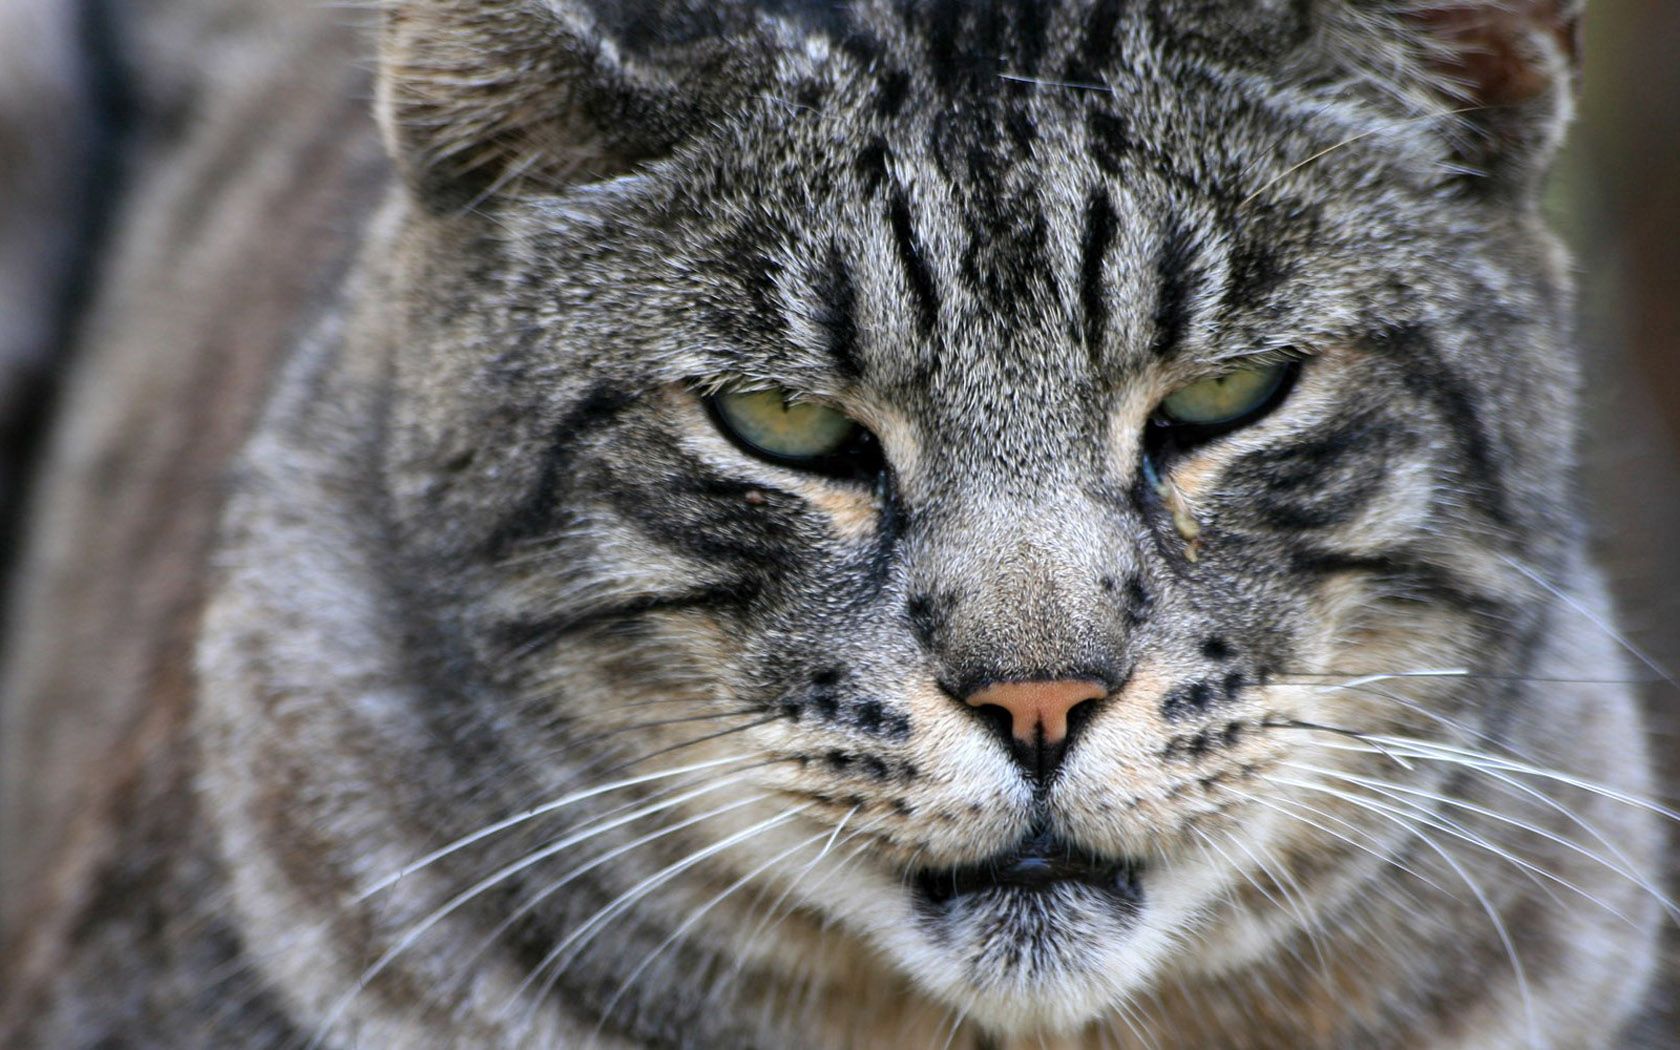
[1274,773,1638,927]
[356,754,755,901]
[1268,775,1543,1048]
[307,780,762,1049]
[507,803,814,1018]
[1499,554,1676,689]
[591,829,831,1040]
[1284,761,1677,921]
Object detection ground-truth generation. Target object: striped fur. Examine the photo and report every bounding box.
[1,2,1671,1048]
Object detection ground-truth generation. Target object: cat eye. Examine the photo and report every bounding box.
[707,388,882,481]
[1158,362,1293,429]
[1143,358,1300,475]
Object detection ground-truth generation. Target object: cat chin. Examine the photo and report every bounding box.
[875,882,1179,1037]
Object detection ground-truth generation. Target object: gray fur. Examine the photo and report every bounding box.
[1,1,1670,1048]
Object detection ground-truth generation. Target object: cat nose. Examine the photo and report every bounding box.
[963,679,1108,781]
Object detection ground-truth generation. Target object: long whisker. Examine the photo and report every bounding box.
[432,791,779,1007]
[506,803,814,1018]
[1222,786,1454,897]
[1264,718,1416,770]
[305,779,763,1049]
[1238,104,1489,208]
[355,754,758,901]
[711,829,880,1004]
[1263,719,1676,918]
[1215,826,1332,974]
[1273,670,1664,686]
[718,807,869,979]
[1273,775,1637,927]
[1266,775,1541,1047]
[1267,724,1680,822]
[1187,827,1318,978]
[593,715,785,779]
[1110,993,1163,1050]
[591,829,832,1038]
[1357,734,1680,823]
[1283,761,1677,921]
[1498,554,1676,689]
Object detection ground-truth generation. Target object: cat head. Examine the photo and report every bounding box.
[365,0,1588,1036]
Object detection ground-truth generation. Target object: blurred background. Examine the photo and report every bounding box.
[1563,0,1680,783]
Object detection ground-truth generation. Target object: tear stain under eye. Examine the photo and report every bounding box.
[1155,475,1202,561]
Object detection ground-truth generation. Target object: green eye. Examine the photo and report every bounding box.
[1158,362,1292,428]
[709,388,874,473]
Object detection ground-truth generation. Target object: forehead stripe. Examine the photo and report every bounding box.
[1080,186,1119,363]
[1148,217,1200,358]
[888,189,941,340]
[812,242,864,379]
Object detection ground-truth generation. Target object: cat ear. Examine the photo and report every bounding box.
[1393,0,1584,190]
[377,0,771,211]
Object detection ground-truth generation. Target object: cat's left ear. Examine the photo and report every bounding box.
[375,0,797,213]
[1392,0,1584,192]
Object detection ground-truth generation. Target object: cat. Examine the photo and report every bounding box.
[1,1,1672,1047]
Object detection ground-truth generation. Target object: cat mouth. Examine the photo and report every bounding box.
[911,826,1145,912]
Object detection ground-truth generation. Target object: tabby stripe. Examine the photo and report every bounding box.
[1288,547,1508,617]
[1009,0,1053,81]
[1148,218,1199,358]
[603,459,817,568]
[1231,411,1400,530]
[868,469,907,588]
[1079,187,1118,362]
[813,242,863,379]
[855,138,889,196]
[490,585,753,656]
[926,0,964,93]
[482,385,637,555]
[888,190,940,338]
[1370,324,1513,527]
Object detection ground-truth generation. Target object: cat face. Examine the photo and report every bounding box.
[372,0,1585,1036]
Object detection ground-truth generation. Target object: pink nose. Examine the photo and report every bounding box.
[963,679,1109,745]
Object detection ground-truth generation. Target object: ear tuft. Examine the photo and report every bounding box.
[377,1,769,212]
[1397,0,1584,189]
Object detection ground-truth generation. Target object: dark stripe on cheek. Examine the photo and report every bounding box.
[1371,324,1513,527]
[1288,547,1509,618]
[601,453,823,573]
[875,69,911,117]
[482,384,637,555]
[1224,412,1405,531]
[1009,0,1052,80]
[926,0,964,93]
[889,191,941,339]
[813,242,863,379]
[487,584,753,657]
[1149,219,1198,358]
[869,469,907,588]
[1079,187,1118,363]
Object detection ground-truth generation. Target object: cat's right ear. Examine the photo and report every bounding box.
[376,0,767,213]
[1383,0,1585,193]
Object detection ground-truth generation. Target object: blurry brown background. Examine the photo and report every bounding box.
[1566,0,1680,762]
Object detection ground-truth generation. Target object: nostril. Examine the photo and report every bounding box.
[1064,694,1102,744]
[962,679,1109,746]
[969,701,1015,746]
[957,678,1111,783]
